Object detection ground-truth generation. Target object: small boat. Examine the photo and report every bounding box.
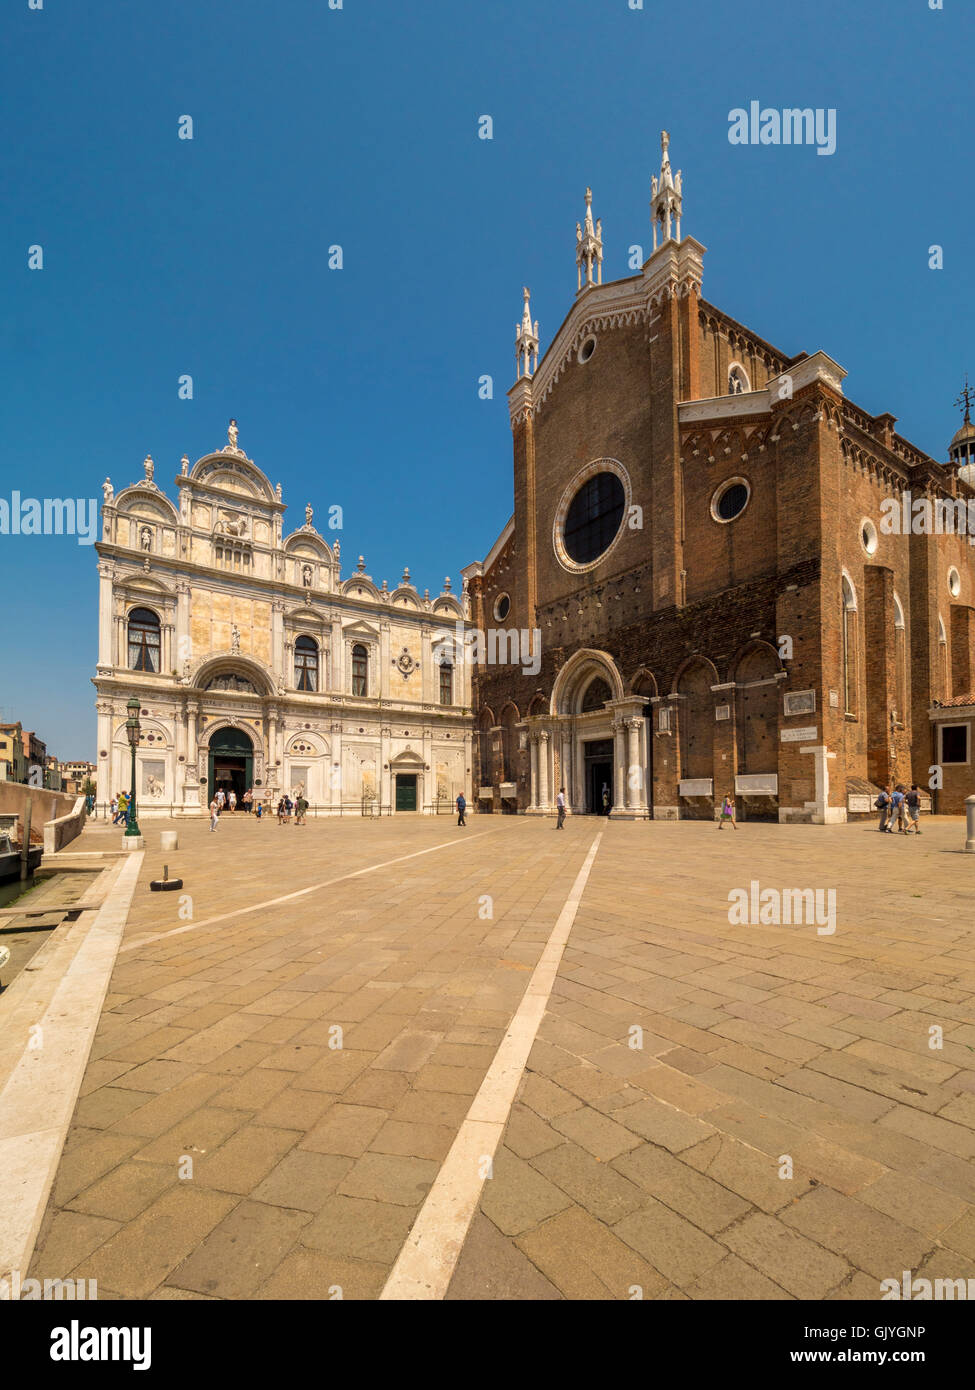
[0,832,43,886]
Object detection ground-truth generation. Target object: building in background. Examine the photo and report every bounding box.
[0,723,27,784]
[61,760,97,797]
[464,133,975,823]
[20,731,47,788]
[94,425,473,815]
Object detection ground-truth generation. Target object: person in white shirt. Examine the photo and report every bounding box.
[209,798,219,832]
[556,787,566,829]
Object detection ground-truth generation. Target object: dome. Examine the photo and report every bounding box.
[951,419,975,450]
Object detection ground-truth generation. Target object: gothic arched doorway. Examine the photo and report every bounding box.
[208,727,254,805]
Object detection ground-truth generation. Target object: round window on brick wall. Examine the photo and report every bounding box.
[949,567,961,598]
[711,478,750,524]
[493,593,510,622]
[578,336,597,364]
[860,517,878,556]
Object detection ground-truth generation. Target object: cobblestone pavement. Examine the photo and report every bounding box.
[25,812,975,1300]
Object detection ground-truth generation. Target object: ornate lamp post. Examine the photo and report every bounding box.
[124,696,142,838]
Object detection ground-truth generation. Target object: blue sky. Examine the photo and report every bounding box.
[1,0,970,758]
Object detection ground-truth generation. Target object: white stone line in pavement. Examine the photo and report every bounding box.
[380,831,603,1300]
[0,852,143,1292]
[119,830,501,955]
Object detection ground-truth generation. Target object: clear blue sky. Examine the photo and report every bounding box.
[1,0,970,759]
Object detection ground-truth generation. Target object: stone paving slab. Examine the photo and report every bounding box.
[17,812,975,1301]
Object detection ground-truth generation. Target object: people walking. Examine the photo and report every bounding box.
[109,795,118,823]
[114,791,128,825]
[875,785,892,831]
[295,795,308,825]
[718,793,737,830]
[255,797,263,821]
[904,784,922,835]
[228,790,237,813]
[888,785,906,833]
[556,787,566,829]
[601,783,611,816]
[456,791,467,826]
[209,797,219,832]
[243,788,253,813]
[215,788,226,816]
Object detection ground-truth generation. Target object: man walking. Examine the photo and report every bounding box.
[209,796,219,832]
[456,791,467,827]
[875,785,892,831]
[904,784,922,835]
[228,789,237,813]
[888,784,906,833]
[556,786,566,829]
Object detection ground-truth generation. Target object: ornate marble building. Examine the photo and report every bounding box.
[94,426,472,815]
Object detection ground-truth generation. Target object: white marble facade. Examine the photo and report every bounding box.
[94,428,473,815]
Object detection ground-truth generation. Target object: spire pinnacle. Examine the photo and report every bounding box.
[650,129,683,252]
[575,187,603,292]
[515,286,539,378]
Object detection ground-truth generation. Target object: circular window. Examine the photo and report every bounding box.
[711,478,750,523]
[949,567,961,598]
[860,518,878,555]
[554,463,629,572]
[578,336,597,364]
[493,593,511,622]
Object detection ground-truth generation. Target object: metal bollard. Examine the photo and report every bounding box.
[966,795,975,853]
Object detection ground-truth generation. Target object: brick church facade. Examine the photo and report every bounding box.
[463,134,975,822]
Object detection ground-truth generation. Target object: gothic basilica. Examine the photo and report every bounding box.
[94,428,471,815]
[463,134,975,821]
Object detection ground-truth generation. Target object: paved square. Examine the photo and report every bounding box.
[22,811,975,1299]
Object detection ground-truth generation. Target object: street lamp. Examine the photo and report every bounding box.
[124,696,141,838]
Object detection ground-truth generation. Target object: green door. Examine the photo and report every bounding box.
[208,727,254,805]
[395,774,417,811]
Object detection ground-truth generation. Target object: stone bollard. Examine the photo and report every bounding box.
[966,796,975,853]
[160,831,179,853]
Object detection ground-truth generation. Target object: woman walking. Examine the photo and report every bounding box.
[209,796,220,832]
[718,793,738,830]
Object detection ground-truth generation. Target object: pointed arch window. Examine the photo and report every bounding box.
[841,576,858,717]
[938,615,948,698]
[128,607,161,672]
[893,594,907,724]
[351,643,368,697]
[295,635,319,692]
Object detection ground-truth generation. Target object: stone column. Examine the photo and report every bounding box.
[529,736,539,811]
[271,602,285,681]
[175,581,191,673]
[380,622,391,699]
[330,722,343,811]
[97,564,113,668]
[422,729,434,812]
[380,726,392,809]
[612,720,626,815]
[537,731,550,811]
[266,706,280,789]
[627,717,642,810]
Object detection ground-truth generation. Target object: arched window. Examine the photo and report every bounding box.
[841,576,858,717]
[351,643,368,697]
[728,363,750,395]
[938,615,948,698]
[439,660,453,706]
[581,676,612,712]
[128,608,161,672]
[295,635,319,692]
[893,594,906,723]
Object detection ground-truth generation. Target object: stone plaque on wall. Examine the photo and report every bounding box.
[783,690,816,717]
[715,705,730,721]
[780,726,818,743]
[848,794,872,813]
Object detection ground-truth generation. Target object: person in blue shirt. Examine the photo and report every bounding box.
[456,792,467,827]
[886,785,906,833]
